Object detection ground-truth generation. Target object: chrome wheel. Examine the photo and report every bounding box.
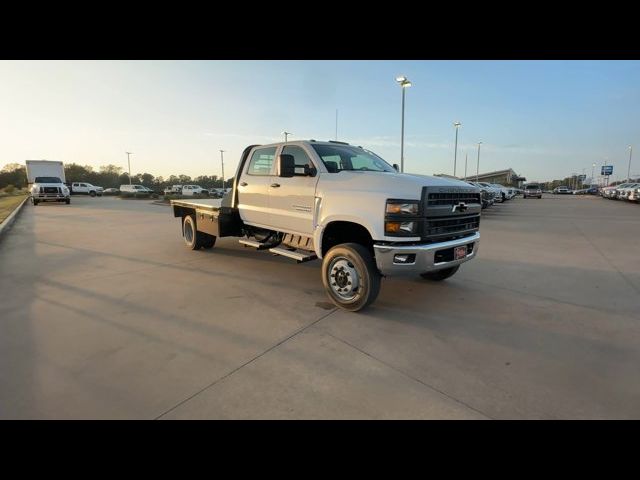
[328,257,360,301]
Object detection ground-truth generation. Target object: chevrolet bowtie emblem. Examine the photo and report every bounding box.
[452,202,468,213]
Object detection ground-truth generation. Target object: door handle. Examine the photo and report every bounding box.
[271,183,281,188]
[240,182,248,186]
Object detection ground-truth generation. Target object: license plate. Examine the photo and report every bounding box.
[454,246,467,260]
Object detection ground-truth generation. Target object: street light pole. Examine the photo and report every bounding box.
[396,75,412,173]
[453,122,461,177]
[627,145,633,182]
[476,142,482,182]
[464,152,468,180]
[592,162,596,186]
[219,150,225,191]
[282,131,292,143]
[125,152,133,184]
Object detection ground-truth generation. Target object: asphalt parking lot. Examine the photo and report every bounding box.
[1,194,639,419]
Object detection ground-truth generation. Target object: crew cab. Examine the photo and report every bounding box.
[170,140,481,311]
[70,182,103,197]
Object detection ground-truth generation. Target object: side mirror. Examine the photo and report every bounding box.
[303,164,317,177]
[277,154,295,178]
[393,163,400,172]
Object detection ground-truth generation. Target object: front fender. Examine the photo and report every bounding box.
[313,213,378,259]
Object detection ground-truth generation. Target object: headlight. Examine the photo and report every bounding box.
[385,200,419,215]
[385,221,416,234]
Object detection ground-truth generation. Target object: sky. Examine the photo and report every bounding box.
[1,60,640,183]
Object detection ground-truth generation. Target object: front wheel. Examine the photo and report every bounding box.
[65,199,71,205]
[321,243,381,312]
[420,265,459,281]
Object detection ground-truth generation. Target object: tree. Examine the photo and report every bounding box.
[1,163,23,173]
[0,164,27,189]
[140,173,155,188]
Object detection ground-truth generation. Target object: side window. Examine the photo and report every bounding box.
[80,183,87,187]
[282,145,314,175]
[247,147,277,176]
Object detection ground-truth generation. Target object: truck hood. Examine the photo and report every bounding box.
[318,171,478,200]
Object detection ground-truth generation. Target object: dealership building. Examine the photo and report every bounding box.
[470,168,526,186]
[435,168,526,187]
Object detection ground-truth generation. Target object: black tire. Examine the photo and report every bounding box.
[201,233,216,249]
[420,265,459,281]
[182,215,202,250]
[321,243,381,312]
[33,199,39,206]
[65,199,71,205]
[89,191,96,197]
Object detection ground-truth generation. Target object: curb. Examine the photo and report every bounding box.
[0,195,29,238]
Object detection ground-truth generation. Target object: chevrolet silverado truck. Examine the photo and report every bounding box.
[26,160,71,205]
[170,140,481,311]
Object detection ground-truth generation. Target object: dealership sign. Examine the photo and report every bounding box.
[601,165,613,176]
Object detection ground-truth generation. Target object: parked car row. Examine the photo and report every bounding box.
[163,184,231,198]
[463,181,517,208]
[601,183,640,202]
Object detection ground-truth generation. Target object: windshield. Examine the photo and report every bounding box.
[35,176,62,183]
[311,144,395,173]
[526,185,540,189]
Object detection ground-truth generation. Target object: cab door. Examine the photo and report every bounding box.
[268,144,320,236]
[237,146,277,228]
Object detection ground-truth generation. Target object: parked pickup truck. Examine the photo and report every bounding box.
[70,182,104,196]
[170,140,481,311]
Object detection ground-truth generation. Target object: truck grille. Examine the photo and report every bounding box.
[427,192,481,206]
[420,186,481,242]
[42,187,60,194]
[423,214,480,240]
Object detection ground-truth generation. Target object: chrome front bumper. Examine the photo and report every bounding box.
[373,232,480,276]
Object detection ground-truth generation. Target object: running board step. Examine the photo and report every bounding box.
[239,239,271,250]
[268,247,317,263]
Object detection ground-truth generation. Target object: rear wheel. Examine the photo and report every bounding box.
[321,243,381,312]
[65,199,71,205]
[182,215,216,250]
[182,215,202,250]
[33,199,39,206]
[420,265,459,281]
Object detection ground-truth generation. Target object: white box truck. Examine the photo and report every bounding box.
[25,160,71,205]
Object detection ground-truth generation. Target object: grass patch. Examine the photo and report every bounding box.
[0,193,28,223]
